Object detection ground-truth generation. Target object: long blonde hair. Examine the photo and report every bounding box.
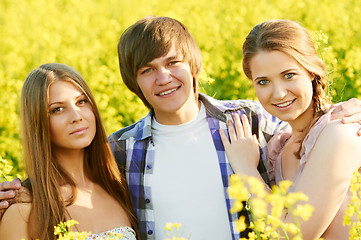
[20,63,137,239]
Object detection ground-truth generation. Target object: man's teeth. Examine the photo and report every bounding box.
[159,88,177,96]
[276,100,293,107]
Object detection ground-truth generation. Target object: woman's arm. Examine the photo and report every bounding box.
[289,120,361,239]
[0,203,30,239]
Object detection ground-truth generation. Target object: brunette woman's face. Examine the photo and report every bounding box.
[48,80,96,152]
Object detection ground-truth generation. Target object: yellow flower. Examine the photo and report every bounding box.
[228,174,250,201]
[164,222,182,231]
[284,222,300,235]
[247,176,267,198]
[293,204,314,221]
[285,192,309,206]
[277,180,294,194]
[230,199,244,214]
[250,198,267,218]
[235,215,247,232]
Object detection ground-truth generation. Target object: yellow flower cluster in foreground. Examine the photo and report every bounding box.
[228,173,361,240]
[228,175,315,240]
[18,172,360,240]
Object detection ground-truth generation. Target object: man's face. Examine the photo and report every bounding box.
[136,46,199,125]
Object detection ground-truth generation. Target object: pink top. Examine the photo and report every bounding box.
[267,110,333,189]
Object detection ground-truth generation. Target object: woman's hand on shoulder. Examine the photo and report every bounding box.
[331,98,361,136]
[220,113,260,174]
[0,203,30,240]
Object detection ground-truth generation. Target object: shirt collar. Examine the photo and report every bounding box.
[131,93,245,141]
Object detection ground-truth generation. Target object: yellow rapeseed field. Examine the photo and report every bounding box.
[1,1,360,238]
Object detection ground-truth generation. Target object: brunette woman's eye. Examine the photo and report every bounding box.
[51,107,63,113]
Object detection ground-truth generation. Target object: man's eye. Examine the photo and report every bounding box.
[169,61,180,65]
[142,68,152,74]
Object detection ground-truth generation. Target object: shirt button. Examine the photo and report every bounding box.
[145,198,150,203]
[146,164,152,170]
[148,230,153,235]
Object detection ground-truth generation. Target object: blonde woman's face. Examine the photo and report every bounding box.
[250,50,314,124]
[48,80,96,153]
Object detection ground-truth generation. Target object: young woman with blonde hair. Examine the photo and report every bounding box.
[221,19,361,239]
[0,63,138,239]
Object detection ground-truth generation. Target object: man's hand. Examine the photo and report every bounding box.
[0,178,21,215]
[331,98,361,136]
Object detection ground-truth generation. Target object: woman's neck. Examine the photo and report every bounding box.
[54,148,88,186]
[288,103,314,139]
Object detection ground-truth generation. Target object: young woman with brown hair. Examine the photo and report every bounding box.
[0,63,137,239]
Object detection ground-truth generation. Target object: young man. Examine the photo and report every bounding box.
[1,16,361,240]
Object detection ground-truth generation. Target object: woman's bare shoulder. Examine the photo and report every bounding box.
[0,203,30,239]
[314,119,361,166]
[320,120,361,146]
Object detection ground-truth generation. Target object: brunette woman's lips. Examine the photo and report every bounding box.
[70,127,88,135]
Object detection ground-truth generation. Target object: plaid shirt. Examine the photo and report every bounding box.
[108,93,287,240]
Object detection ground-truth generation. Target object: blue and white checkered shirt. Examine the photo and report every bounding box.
[108,93,288,240]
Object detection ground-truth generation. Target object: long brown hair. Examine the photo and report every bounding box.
[242,19,331,157]
[20,63,137,239]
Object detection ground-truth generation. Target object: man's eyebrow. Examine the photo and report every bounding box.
[139,55,181,70]
[166,55,179,60]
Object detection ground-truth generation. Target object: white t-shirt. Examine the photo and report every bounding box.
[151,103,232,240]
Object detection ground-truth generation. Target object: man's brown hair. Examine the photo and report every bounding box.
[118,16,202,109]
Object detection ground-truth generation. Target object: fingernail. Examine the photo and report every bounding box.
[9,191,15,197]
[15,183,21,188]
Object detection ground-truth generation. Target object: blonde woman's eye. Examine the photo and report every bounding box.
[257,79,269,86]
[285,73,294,79]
